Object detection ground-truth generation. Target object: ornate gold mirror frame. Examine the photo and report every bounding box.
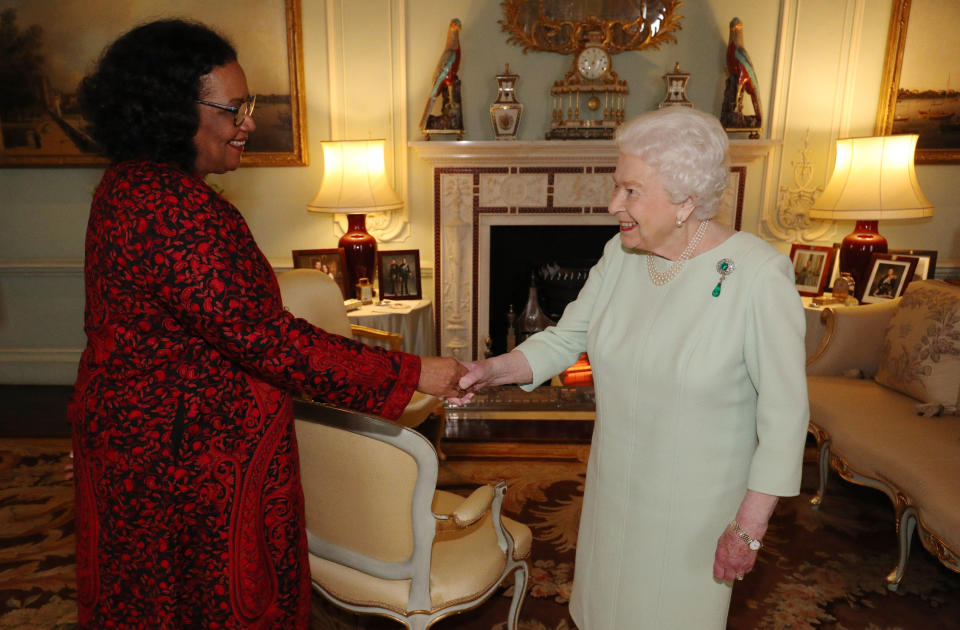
[499,0,684,54]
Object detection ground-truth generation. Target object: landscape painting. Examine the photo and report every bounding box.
[0,0,305,167]
[877,0,960,163]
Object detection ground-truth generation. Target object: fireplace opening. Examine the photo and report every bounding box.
[487,224,618,355]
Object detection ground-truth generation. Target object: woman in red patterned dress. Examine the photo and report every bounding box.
[69,19,463,629]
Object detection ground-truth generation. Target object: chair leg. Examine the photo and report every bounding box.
[810,439,830,509]
[406,614,430,630]
[434,406,447,461]
[505,561,529,630]
[886,506,917,591]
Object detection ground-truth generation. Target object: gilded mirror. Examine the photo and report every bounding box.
[500,0,684,54]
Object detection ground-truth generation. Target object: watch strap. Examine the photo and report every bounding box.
[730,520,762,551]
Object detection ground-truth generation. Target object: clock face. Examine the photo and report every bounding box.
[577,46,610,80]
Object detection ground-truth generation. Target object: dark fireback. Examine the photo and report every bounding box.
[487,224,618,355]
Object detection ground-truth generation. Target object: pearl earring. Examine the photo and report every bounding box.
[676,218,683,228]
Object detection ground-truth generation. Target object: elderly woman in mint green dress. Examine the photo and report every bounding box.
[452,107,809,629]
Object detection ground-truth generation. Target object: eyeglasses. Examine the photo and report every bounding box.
[195,95,256,126]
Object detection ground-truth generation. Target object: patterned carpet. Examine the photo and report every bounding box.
[2,439,959,629]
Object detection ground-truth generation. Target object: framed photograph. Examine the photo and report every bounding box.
[377,250,422,300]
[789,244,835,297]
[0,0,306,167]
[876,0,960,163]
[862,253,919,304]
[889,248,938,281]
[826,242,843,291]
[292,248,349,298]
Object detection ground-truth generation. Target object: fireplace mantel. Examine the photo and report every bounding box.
[411,138,779,360]
[410,138,779,167]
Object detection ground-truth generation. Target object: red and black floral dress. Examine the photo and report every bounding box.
[68,160,420,629]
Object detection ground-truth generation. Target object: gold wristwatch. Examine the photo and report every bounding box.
[730,520,762,551]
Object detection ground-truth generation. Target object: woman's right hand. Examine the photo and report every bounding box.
[417,356,468,398]
[448,351,534,405]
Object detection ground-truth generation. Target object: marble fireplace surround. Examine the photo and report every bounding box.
[410,140,776,360]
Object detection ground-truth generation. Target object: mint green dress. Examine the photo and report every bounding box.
[516,232,809,629]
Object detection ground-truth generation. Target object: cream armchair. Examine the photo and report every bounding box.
[294,400,532,630]
[276,268,443,435]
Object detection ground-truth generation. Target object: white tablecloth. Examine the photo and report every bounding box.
[347,299,435,356]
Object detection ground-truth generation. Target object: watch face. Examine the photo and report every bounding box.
[577,46,609,80]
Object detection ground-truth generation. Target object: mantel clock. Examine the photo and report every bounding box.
[547,31,627,140]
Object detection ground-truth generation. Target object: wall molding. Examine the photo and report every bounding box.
[0,349,83,385]
[0,261,83,276]
[326,0,411,243]
[763,0,864,243]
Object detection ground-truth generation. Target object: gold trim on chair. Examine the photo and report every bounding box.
[805,308,839,368]
[350,324,403,351]
[806,422,960,589]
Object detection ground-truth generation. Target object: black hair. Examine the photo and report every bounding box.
[79,19,237,170]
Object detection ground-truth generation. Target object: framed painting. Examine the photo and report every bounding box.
[876,0,960,163]
[862,253,919,304]
[0,0,306,167]
[889,248,937,280]
[714,166,746,231]
[292,248,349,299]
[790,243,834,297]
[377,250,422,301]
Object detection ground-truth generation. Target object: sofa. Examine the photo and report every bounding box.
[805,279,960,590]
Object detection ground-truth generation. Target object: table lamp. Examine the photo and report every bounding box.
[307,139,403,295]
[809,135,932,299]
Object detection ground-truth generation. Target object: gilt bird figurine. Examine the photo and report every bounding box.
[420,18,463,139]
[721,17,762,136]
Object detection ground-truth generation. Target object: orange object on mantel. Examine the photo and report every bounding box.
[560,353,594,386]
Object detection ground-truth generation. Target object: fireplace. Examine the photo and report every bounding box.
[411,140,771,360]
[486,224,618,355]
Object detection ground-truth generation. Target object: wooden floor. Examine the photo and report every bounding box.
[0,385,73,438]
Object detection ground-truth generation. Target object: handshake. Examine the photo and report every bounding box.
[417,352,533,405]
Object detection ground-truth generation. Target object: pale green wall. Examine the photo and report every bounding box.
[1,0,957,383]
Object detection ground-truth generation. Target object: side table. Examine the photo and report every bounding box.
[347,299,435,355]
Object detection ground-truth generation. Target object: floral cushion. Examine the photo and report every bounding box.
[875,280,960,406]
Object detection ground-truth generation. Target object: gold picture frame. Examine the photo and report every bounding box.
[875,0,960,164]
[0,0,307,168]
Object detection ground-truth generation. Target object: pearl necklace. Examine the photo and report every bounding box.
[647,219,710,286]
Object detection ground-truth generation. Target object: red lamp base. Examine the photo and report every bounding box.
[838,220,887,301]
[339,214,377,296]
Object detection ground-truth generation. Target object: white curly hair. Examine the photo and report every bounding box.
[615,107,730,219]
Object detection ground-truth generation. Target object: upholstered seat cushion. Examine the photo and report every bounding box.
[808,376,960,552]
[308,490,532,615]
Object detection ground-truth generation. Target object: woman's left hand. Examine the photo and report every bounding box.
[713,489,778,582]
[713,525,757,582]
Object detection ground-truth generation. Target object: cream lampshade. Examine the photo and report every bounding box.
[307,139,403,295]
[809,135,932,300]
